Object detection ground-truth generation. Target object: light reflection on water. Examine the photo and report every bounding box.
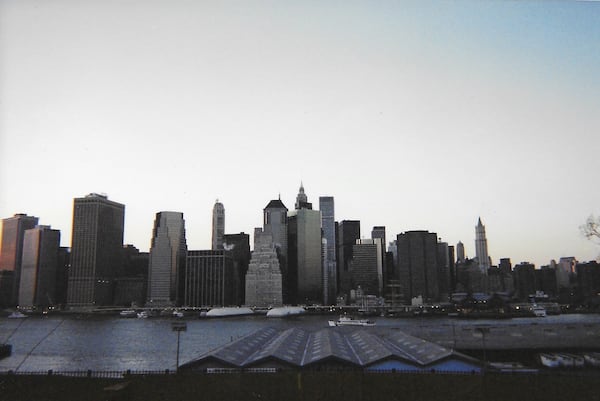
[0,313,599,372]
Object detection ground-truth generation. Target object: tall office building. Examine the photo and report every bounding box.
[0,213,39,305]
[436,241,452,300]
[67,193,124,308]
[288,206,322,305]
[245,228,283,307]
[211,200,225,250]
[185,250,234,307]
[349,238,383,296]
[147,211,187,307]
[319,196,336,303]
[295,182,311,210]
[263,198,288,300]
[337,220,360,297]
[223,232,251,305]
[371,226,387,286]
[18,226,60,308]
[475,217,491,271]
[456,241,465,263]
[396,230,440,303]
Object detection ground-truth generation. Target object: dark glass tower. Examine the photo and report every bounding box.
[67,193,124,308]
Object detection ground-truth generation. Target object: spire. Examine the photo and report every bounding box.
[295,181,309,210]
[477,217,483,226]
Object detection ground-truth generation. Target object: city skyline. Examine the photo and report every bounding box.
[1,1,599,268]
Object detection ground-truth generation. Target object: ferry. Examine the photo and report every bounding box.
[119,309,137,318]
[328,315,375,327]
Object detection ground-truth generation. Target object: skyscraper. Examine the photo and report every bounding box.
[295,182,311,210]
[475,217,491,272]
[456,241,465,263]
[245,228,283,307]
[223,232,251,305]
[349,238,383,296]
[0,213,39,305]
[185,250,234,307]
[18,225,60,308]
[263,197,288,300]
[337,220,360,297]
[396,230,440,303]
[288,207,322,305]
[147,211,187,307]
[67,193,124,308]
[319,196,336,304]
[211,200,225,250]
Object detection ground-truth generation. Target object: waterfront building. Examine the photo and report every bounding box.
[475,218,491,272]
[244,228,283,307]
[513,262,536,301]
[576,261,600,303]
[288,202,322,304]
[319,196,336,304]
[223,232,251,306]
[337,220,360,298]
[211,200,225,250]
[0,213,39,305]
[185,250,235,307]
[437,241,452,300]
[349,238,383,296]
[18,225,60,309]
[54,247,70,306]
[67,193,124,308]
[455,258,488,294]
[147,211,187,307]
[396,230,440,303]
[113,245,148,307]
[557,256,577,290]
[535,265,558,298]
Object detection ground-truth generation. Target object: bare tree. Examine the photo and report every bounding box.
[581,215,600,243]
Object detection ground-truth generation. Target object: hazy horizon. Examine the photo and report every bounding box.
[1,0,599,267]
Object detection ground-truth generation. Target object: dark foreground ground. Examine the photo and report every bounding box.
[1,372,600,401]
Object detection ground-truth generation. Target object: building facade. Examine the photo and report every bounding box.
[67,193,124,308]
[223,232,251,306]
[319,196,336,304]
[185,250,235,307]
[337,220,360,298]
[0,213,39,305]
[211,200,225,250]
[475,218,491,272]
[244,228,283,307]
[396,230,440,303]
[147,211,187,307]
[263,198,288,300]
[18,225,60,309]
[349,238,383,296]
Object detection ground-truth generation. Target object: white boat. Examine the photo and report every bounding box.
[137,311,149,319]
[583,352,600,367]
[531,305,546,317]
[172,310,184,318]
[7,311,27,319]
[119,309,137,318]
[205,307,254,318]
[539,353,560,368]
[266,306,306,318]
[328,315,375,327]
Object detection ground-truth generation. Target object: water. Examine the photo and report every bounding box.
[1,313,599,372]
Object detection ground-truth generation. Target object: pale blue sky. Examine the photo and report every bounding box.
[1,0,599,267]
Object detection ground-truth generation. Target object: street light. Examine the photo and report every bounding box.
[475,326,490,373]
[172,321,187,373]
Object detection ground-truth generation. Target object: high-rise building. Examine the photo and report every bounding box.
[371,226,387,286]
[295,182,311,210]
[0,213,39,305]
[147,211,187,307]
[337,220,360,297]
[349,238,383,296]
[223,232,251,305]
[245,228,283,307]
[319,196,336,303]
[263,198,288,299]
[18,225,60,309]
[396,230,440,303]
[185,250,235,307]
[67,193,124,308]
[456,241,465,263]
[288,206,322,305]
[211,200,225,250]
[513,262,536,301]
[475,218,491,271]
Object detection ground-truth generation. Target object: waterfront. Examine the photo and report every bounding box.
[1,313,600,372]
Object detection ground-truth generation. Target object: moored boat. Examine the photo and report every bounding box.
[137,311,149,319]
[539,353,560,368]
[531,304,546,317]
[555,353,584,368]
[328,315,375,327]
[7,311,28,319]
[119,309,137,318]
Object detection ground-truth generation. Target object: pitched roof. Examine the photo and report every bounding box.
[264,199,288,210]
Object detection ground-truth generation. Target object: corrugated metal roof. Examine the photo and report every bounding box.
[181,327,479,371]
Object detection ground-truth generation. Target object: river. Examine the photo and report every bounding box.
[1,313,599,372]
